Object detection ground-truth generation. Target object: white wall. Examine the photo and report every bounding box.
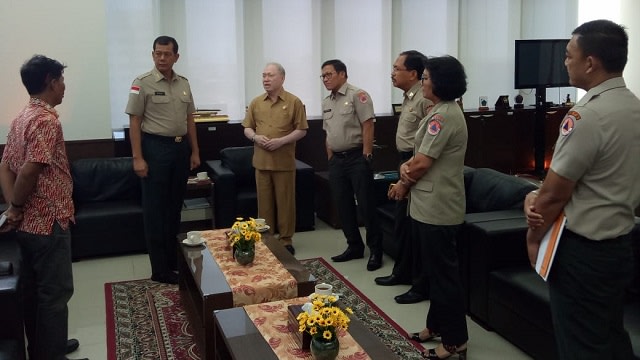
[0,0,113,141]
[2,0,638,144]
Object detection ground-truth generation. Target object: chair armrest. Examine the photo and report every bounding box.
[206,160,238,228]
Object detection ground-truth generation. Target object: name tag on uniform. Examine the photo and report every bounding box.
[155,91,166,96]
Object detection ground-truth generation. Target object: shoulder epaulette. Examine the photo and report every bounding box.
[136,71,153,80]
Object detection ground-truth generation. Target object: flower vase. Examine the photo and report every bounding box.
[310,336,339,360]
[234,244,255,265]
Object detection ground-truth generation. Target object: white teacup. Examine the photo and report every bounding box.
[196,171,208,180]
[187,231,202,244]
[315,283,333,295]
[254,218,266,227]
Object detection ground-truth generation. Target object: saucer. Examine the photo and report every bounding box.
[257,225,270,233]
[182,239,205,247]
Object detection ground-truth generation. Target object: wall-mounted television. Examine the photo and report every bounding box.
[514,39,570,89]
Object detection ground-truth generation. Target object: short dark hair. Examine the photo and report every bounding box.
[322,59,348,78]
[399,50,427,77]
[153,35,179,54]
[20,55,66,95]
[423,56,467,101]
[572,19,628,73]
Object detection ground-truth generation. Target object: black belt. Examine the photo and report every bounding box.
[399,151,413,161]
[332,147,363,158]
[142,132,186,143]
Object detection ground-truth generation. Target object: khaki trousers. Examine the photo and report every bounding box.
[255,169,296,245]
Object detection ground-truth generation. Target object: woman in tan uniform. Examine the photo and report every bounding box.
[389,55,468,359]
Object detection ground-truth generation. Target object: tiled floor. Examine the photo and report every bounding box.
[66,218,532,359]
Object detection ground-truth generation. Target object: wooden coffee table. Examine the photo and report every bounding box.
[214,303,399,359]
[177,234,315,360]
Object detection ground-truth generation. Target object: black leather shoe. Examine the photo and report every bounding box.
[285,245,295,255]
[331,247,364,262]
[374,273,408,286]
[366,253,383,271]
[395,290,427,304]
[66,338,79,354]
[151,272,179,285]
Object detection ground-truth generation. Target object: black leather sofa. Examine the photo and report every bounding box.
[378,166,640,359]
[478,217,640,360]
[206,146,315,231]
[0,233,25,360]
[70,157,146,260]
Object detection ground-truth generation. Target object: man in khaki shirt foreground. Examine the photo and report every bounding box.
[242,62,308,255]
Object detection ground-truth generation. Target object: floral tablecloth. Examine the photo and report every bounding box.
[244,298,370,359]
[201,229,298,307]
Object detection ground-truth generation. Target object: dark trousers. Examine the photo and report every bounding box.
[549,230,634,360]
[141,134,190,277]
[18,222,74,360]
[391,151,428,293]
[413,220,467,346]
[391,197,412,280]
[328,152,382,253]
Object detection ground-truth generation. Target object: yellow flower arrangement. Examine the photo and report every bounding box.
[296,293,353,341]
[228,217,262,251]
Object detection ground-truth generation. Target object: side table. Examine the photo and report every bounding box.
[181,177,215,232]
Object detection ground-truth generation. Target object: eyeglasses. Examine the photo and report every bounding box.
[392,67,409,73]
[320,72,336,80]
[153,51,174,58]
[420,74,430,84]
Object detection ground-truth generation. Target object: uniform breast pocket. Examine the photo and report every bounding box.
[323,111,334,121]
[414,180,434,193]
[151,95,170,104]
[340,105,354,115]
[407,111,422,123]
[180,95,191,104]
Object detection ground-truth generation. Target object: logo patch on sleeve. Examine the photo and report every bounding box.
[427,115,443,135]
[560,112,580,136]
[130,85,140,95]
[357,91,368,104]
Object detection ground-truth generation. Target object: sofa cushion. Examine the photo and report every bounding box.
[71,157,140,202]
[466,168,538,213]
[220,146,255,188]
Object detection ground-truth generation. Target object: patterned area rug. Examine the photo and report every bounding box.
[105,257,424,359]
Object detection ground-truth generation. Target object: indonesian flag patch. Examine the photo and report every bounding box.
[130,85,140,95]
[427,115,443,135]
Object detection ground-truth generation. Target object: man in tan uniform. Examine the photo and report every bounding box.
[375,50,434,305]
[126,36,200,284]
[525,20,640,359]
[321,59,383,271]
[242,62,308,255]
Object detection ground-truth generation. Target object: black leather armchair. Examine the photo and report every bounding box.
[206,146,315,231]
[70,157,146,260]
[0,233,25,360]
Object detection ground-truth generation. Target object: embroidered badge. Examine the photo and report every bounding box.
[130,85,140,95]
[358,91,368,104]
[560,115,575,136]
[567,110,581,121]
[427,115,443,135]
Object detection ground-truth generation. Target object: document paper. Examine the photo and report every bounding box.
[535,213,566,281]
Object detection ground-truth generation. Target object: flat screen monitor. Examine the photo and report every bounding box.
[514,39,570,89]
